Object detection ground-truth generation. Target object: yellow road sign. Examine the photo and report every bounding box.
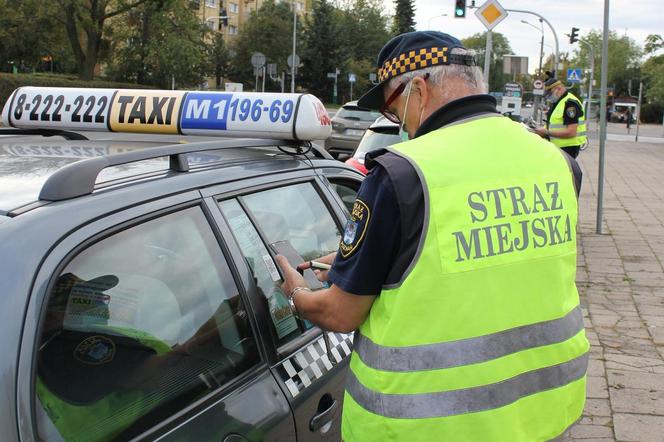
[475,0,508,31]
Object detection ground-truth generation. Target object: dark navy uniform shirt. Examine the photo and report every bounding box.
[328,95,583,296]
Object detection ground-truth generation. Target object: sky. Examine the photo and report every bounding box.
[382,0,661,74]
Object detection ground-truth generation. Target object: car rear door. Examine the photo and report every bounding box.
[204,172,355,441]
[17,193,294,442]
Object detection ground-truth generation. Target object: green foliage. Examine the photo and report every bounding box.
[46,0,159,80]
[208,34,231,89]
[570,30,642,97]
[0,73,154,109]
[461,32,513,92]
[106,0,210,88]
[229,0,296,91]
[333,0,390,101]
[392,0,415,35]
[300,0,343,100]
[639,102,663,124]
[0,0,75,74]
[642,53,664,104]
[644,34,664,55]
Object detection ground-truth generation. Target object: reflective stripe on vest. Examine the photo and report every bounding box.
[354,305,583,371]
[346,352,588,419]
[342,115,588,442]
[547,93,587,148]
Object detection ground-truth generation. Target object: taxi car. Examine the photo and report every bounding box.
[0,87,363,441]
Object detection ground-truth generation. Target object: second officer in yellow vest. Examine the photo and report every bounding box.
[536,78,587,158]
[276,31,588,441]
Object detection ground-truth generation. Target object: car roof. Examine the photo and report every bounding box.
[0,87,343,215]
[0,131,338,215]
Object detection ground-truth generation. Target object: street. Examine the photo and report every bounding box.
[563,132,664,441]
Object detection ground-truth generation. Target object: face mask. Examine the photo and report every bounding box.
[398,81,413,142]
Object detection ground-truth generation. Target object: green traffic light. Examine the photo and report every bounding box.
[455,8,464,16]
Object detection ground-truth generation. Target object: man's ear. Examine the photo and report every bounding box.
[412,75,429,109]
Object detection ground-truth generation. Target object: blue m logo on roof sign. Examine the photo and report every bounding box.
[567,69,583,83]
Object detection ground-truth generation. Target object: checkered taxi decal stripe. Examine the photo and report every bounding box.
[277,332,354,398]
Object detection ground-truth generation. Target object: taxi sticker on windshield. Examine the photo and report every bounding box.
[339,199,370,259]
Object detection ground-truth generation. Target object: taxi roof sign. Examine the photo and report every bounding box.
[475,0,508,31]
[1,87,332,142]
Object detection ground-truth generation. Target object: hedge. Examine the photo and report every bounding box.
[640,102,664,124]
[0,73,155,110]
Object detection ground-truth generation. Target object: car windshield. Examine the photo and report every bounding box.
[354,130,402,158]
[337,107,381,122]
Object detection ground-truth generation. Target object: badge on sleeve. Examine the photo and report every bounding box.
[566,106,577,118]
[339,199,371,258]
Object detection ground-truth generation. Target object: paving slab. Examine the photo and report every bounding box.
[568,138,664,440]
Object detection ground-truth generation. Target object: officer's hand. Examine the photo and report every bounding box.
[275,255,307,297]
[535,127,548,137]
[297,252,336,282]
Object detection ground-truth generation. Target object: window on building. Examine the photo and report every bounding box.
[229,2,239,13]
[205,0,216,6]
[228,25,238,35]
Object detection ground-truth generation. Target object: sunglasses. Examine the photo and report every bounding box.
[379,73,430,124]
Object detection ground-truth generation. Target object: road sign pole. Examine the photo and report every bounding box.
[350,81,353,101]
[596,0,610,234]
[578,40,595,133]
[262,66,266,92]
[483,30,492,87]
[635,81,643,142]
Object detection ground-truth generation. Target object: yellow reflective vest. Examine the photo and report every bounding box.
[547,93,587,148]
[342,115,589,442]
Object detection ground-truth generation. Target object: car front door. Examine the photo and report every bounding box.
[17,194,294,442]
[210,177,353,442]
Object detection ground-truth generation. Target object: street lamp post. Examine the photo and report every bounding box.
[291,1,297,93]
[521,19,545,122]
[427,14,448,28]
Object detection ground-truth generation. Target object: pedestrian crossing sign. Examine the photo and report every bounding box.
[567,68,583,83]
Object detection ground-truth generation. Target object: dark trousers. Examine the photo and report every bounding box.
[562,146,580,159]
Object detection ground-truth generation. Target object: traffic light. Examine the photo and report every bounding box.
[454,0,466,18]
[569,27,579,44]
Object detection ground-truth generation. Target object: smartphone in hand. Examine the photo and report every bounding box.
[270,240,324,290]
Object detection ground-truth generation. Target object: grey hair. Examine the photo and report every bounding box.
[387,48,486,94]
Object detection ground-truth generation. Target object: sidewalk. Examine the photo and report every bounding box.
[565,138,664,441]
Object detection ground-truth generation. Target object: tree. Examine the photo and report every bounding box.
[0,0,74,73]
[644,34,664,55]
[300,0,344,101]
[642,34,664,105]
[461,32,513,92]
[47,0,156,80]
[392,0,415,35]
[336,0,390,99]
[107,0,210,88]
[570,30,642,97]
[209,33,231,90]
[229,0,296,90]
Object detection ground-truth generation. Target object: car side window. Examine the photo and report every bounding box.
[35,207,259,442]
[329,179,360,214]
[219,182,341,348]
[242,183,341,259]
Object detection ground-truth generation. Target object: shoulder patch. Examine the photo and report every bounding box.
[566,106,577,118]
[339,199,371,259]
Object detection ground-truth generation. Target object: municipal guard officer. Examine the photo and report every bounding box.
[536,78,587,158]
[277,31,588,441]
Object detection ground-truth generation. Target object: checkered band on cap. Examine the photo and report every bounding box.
[378,47,449,83]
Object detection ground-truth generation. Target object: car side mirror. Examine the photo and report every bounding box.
[336,153,351,162]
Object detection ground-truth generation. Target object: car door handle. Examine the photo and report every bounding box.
[309,398,339,432]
